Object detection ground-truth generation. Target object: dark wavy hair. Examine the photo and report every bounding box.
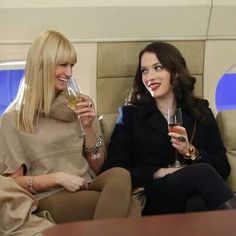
[127,42,208,121]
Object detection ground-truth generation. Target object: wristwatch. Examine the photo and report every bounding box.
[185,144,198,161]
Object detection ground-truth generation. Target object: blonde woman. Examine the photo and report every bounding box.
[0,30,140,227]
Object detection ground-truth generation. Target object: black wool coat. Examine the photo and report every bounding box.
[104,100,230,187]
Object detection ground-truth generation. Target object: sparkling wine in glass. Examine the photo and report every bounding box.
[167,108,184,167]
[65,78,86,137]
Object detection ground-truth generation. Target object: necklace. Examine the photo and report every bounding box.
[159,108,168,116]
[157,105,176,120]
[159,109,168,120]
[156,99,176,119]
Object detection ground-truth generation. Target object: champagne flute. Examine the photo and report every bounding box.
[65,78,86,137]
[167,108,184,167]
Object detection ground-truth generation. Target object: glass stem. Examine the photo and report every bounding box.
[78,116,86,137]
[174,150,181,167]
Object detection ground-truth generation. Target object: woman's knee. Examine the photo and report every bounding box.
[91,167,131,191]
[192,163,218,175]
[184,163,221,183]
[105,167,130,177]
[100,167,131,183]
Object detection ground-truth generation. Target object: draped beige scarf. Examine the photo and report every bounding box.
[0,92,100,200]
[0,176,54,236]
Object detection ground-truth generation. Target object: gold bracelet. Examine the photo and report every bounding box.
[27,176,38,194]
[184,144,199,161]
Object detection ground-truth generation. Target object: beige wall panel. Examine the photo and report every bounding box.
[72,43,97,107]
[208,1,236,38]
[97,77,133,115]
[0,44,30,62]
[194,75,203,98]
[97,42,149,78]
[172,41,205,75]
[0,0,211,8]
[97,41,204,78]
[1,1,236,42]
[0,2,211,42]
[204,40,236,115]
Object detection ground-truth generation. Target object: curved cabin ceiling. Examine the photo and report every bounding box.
[0,0,235,43]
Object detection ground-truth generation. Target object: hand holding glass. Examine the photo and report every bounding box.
[65,78,86,137]
[167,108,184,167]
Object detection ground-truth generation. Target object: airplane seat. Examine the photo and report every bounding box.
[216,109,236,192]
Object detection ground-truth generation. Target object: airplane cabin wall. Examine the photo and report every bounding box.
[0,0,235,114]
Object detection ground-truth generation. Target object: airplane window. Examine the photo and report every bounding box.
[0,61,25,116]
[0,69,23,115]
[215,65,236,112]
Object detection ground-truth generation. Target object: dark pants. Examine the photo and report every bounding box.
[143,163,233,215]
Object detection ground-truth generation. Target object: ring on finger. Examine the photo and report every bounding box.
[88,102,93,108]
[178,136,186,142]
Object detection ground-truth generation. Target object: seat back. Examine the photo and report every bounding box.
[216,110,236,192]
[99,113,118,151]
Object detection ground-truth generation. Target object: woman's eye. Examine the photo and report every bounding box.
[59,63,74,68]
[59,63,67,67]
[155,65,163,71]
[141,69,147,74]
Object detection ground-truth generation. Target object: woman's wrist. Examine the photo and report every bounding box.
[184,144,200,161]
[153,168,163,179]
[84,135,104,160]
[83,126,95,135]
[49,172,63,187]
[27,176,38,193]
[83,128,97,147]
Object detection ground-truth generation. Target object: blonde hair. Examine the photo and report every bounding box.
[17,30,77,133]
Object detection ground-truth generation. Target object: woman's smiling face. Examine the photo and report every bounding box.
[141,52,173,101]
[54,63,74,94]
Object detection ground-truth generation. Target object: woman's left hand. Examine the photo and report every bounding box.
[73,95,96,129]
[168,125,190,156]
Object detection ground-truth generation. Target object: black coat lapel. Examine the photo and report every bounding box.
[137,101,168,135]
[182,112,195,142]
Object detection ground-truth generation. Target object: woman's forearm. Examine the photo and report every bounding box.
[11,172,61,193]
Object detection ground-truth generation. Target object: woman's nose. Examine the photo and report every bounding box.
[147,70,155,81]
[65,65,72,77]
[147,77,154,83]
